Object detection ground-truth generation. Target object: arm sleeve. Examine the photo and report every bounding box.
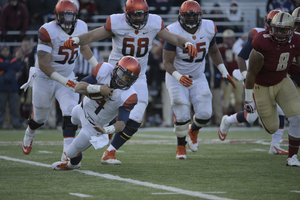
[117,105,135,124]
[81,74,97,84]
[163,42,176,51]
[237,39,253,60]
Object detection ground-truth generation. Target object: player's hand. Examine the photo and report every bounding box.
[64,39,75,49]
[100,84,114,99]
[93,125,105,134]
[65,79,77,92]
[244,101,256,113]
[179,75,193,87]
[224,74,236,89]
[183,42,198,58]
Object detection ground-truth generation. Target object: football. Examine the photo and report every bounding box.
[86,83,105,101]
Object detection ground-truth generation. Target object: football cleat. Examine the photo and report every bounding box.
[176,146,187,159]
[188,125,199,152]
[286,155,300,167]
[269,144,288,155]
[22,131,35,155]
[61,152,70,161]
[101,150,122,165]
[218,115,230,141]
[51,161,81,170]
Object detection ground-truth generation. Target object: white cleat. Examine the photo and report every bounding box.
[22,129,35,155]
[188,125,199,152]
[269,144,288,155]
[218,115,230,141]
[101,150,122,165]
[61,152,70,161]
[51,161,81,170]
[286,155,300,167]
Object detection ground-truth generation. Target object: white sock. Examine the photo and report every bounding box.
[63,137,74,152]
[26,127,36,137]
[226,113,239,125]
[271,128,284,145]
[107,144,116,151]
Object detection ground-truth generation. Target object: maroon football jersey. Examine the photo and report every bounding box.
[252,30,300,86]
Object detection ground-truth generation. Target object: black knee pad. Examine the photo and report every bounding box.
[27,117,44,130]
[194,117,211,125]
[125,119,141,134]
[62,116,78,131]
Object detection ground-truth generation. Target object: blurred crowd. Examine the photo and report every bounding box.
[0,0,297,129]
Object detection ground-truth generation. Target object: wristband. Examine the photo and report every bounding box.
[217,63,228,76]
[103,125,115,134]
[87,84,101,93]
[50,71,68,85]
[172,71,182,82]
[245,89,253,102]
[184,41,193,48]
[88,56,98,67]
[72,37,80,44]
[241,71,247,80]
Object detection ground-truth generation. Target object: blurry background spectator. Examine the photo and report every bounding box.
[95,0,123,22]
[293,0,300,7]
[26,0,57,31]
[218,29,243,115]
[267,0,295,14]
[148,0,174,15]
[78,0,98,23]
[0,45,21,129]
[208,2,226,43]
[0,0,29,42]
[225,0,243,33]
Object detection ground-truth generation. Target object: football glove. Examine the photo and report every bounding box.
[183,42,198,58]
[244,101,256,113]
[64,37,79,50]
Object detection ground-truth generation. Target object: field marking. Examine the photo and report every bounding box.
[0,155,236,200]
[291,190,300,193]
[38,151,53,154]
[69,193,93,198]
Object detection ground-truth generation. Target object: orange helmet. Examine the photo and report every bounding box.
[178,0,203,30]
[124,0,149,30]
[265,9,282,30]
[54,0,78,30]
[111,56,141,90]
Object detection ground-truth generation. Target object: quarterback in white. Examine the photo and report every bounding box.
[51,56,140,170]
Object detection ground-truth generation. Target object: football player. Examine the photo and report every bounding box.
[163,0,236,159]
[21,0,113,161]
[245,12,300,166]
[63,0,198,165]
[218,10,289,155]
[51,56,140,170]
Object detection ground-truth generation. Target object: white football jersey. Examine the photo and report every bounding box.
[35,19,88,77]
[166,20,217,79]
[82,62,137,127]
[104,13,164,75]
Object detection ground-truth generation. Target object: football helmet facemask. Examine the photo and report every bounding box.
[124,0,149,30]
[111,56,141,90]
[270,12,294,45]
[265,10,282,30]
[292,7,300,32]
[54,0,78,30]
[178,0,203,30]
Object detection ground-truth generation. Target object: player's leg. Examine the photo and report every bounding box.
[22,77,53,154]
[276,77,300,166]
[269,105,288,155]
[165,74,191,159]
[56,83,79,161]
[188,75,212,152]
[102,76,147,165]
[219,111,258,141]
[221,81,232,115]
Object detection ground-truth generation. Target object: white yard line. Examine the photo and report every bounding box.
[0,155,235,200]
[69,193,93,198]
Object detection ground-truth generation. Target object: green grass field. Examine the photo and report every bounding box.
[0,127,299,200]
